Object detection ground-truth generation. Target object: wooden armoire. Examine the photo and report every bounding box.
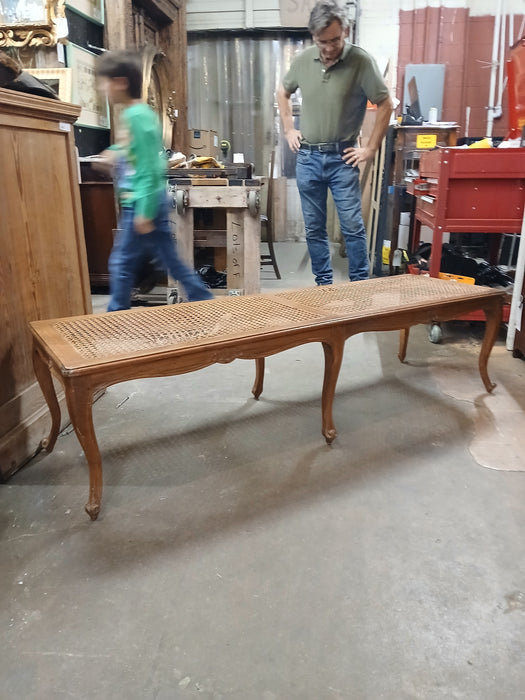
[0,88,92,480]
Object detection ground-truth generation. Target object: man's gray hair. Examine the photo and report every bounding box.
[308,1,349,35]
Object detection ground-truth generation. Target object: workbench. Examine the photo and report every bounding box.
[170,179,262,296]
[30,275,504,520]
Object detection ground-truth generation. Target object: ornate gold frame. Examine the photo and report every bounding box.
[142,47,174,148]
[26,67,72,101]
[0,1,66,48]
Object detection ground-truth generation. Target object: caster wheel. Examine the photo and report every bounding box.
[428,323,442,344]
[167,288,179,304]
[247,190,260,216]
[175,189,188,215]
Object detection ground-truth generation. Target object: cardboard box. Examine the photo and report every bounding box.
[188,129,220,159]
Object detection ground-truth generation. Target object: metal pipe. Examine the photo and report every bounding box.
[487,0,503,138]
[494,3,506,118]
[506,209,525,351]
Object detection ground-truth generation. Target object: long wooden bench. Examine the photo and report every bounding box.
[30,275,504,520]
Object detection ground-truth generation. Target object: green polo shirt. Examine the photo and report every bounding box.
[111,103,166,220]
[282,43,389,144]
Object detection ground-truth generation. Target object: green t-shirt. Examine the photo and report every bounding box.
[112,102,165,220]
[282,43,389,144]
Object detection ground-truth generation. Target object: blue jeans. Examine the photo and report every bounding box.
[108,192,213,311]
[296,148,369,285]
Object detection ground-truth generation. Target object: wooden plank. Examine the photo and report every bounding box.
[227,210,245,292]
[242,208,262,295]
[190,177,228,186]
[185,186,251,208]
[170,0,189,155]
[105,0,133,48]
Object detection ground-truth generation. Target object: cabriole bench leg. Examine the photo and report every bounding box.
[321,338,345,444]
[32,342,61,452]
[64,384,103,521]
[252,358,265,399]
[398,327,410,363]
[479,301,503,393]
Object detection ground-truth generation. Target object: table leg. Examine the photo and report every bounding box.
[252,358,265,399]
[429,227,444,278]
[479,301,503,393]
[64,382,103,521]
[32,342,61,453]
[398,327,410,362]
[321,337,345,444]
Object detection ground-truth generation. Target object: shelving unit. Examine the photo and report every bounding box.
[372,123,458,275]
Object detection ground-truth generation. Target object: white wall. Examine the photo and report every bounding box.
[186,0,524,96]
[399,0,524,13]
[358,0,400,90]
[186,0,400,88]
[186,0,280,31]
[187,0,524,33]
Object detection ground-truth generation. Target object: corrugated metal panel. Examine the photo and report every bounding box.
[187,34,310,173]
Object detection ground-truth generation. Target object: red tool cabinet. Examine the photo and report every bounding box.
[411,147,525,277]
[408,147,525,327]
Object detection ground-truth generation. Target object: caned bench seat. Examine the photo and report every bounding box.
[30,275,504,520]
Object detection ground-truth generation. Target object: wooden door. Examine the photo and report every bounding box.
[105,0,189,154]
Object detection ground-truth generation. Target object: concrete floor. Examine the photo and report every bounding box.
[2,242,525,699]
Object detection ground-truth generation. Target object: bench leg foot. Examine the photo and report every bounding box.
[479,302,502,393]
[32,342,61,453]
[323,428,337,444]
[252,357,265,399]
[322,338,344,443]
[65,383,103,520]
[85,500,101,521]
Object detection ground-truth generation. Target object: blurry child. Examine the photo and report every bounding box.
[95,50,213,310]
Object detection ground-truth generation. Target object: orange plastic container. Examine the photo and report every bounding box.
[438,272,475,284]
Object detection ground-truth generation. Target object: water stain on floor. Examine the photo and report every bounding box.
[430,338,524,473]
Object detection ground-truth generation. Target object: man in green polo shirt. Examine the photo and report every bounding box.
[277,0,392,285]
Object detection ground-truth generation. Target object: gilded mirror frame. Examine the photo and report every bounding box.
[0,1,66,48]
[142,47,174,149]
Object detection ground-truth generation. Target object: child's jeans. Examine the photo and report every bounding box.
[107,192,213,311]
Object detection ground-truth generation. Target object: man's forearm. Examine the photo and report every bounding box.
[366,97,393,154]
[277,85,295,134]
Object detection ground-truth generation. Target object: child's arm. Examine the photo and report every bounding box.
[134,214,155,234]
[88,149,118,176]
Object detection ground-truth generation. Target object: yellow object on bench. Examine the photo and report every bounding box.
[30,275,504,520]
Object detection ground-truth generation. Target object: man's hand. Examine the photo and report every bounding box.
[134,215,155,235]
[285,128,303,153]
[341,145,375,167]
